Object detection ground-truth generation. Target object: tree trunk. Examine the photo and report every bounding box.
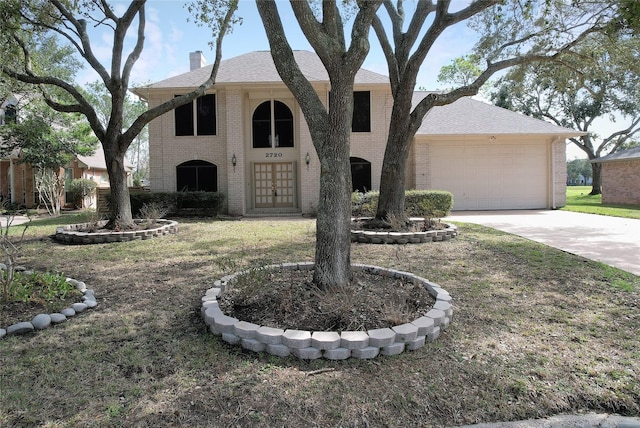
[375,91,418,220]
[590,161,602,195]
[313,80,354,289]
[103,140,133,229]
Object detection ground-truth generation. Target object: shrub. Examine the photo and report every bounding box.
[67,178,97,208]
[122,191,225,217]
[129,192,177,217]
[2,270,79,305]
[351,190,453,218]
[351,191,379,217]
[138,202,169,223]
[404,190,453,218]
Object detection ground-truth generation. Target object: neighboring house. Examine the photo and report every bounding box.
[567,174,592,186]
[0,144,133,209]
[66,147,134,209]
[592,146,640,206]
[134,50,583,215]
[1,94,134,209]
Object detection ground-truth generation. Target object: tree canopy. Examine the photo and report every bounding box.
[371,0,620,219]
[0,0,238,226]
[0,101,97,214]
[490,30,640,195]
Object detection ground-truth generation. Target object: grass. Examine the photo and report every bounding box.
[563,186,640,219]
[1,214,639,427]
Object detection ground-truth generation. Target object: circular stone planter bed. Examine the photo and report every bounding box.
[0,274,97,339]
[55,219,178,244]
[201,263,453,360]
[351,218,458,244]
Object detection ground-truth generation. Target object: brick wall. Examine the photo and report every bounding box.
[147,91,229,212]
[602,159,640,205]
[350,89,392,193]
[552,139,567,208]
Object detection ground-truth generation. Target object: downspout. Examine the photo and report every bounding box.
[550,136,561,209]
[9,158,15,204]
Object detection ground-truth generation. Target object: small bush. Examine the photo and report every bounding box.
[68,179,97,209]
[176,191,225,211]
[3,270,80,306]
[138,202,169,223]
[404,190,453,218]
[114,191,226,217]
[351,190,453,218]
[351,191,379,217]
[128,192,178,217]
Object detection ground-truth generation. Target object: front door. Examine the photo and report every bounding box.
[254,162,294,208]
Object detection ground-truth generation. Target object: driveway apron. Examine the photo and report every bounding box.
[446,210,640,276]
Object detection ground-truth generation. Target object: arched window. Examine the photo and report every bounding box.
[252,100,294,148]
[350,157,371,193]
[176,160,217,192]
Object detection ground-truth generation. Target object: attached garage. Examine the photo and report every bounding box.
[428,140,548,210]
[411,96,584,211]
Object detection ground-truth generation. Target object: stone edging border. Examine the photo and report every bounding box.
[201,263,453,360]
[351,220,458,244]
[55,219,178,244]
[0,273,96,339]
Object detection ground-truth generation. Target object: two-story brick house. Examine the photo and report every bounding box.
[136,50,583,215]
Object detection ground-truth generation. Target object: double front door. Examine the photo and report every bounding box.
[254,162,294,208]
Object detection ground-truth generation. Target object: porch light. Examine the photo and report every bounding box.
[305,152,310,166]
[231,153,237,169]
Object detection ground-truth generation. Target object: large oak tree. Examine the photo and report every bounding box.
[0,0,238,228]
[256,0,382,289]
[372,0,618,219]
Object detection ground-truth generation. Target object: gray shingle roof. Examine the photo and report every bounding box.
[414,93,584,136]
[143,50,389,90]
[592,146,640,163]
[77,145,134,171]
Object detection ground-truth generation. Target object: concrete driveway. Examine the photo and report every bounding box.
[446,210,640,276]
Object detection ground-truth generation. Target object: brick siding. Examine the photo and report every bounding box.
[602,159,640,205]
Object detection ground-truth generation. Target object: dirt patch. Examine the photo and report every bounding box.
[1,287,82,327]
[218,269,435,331]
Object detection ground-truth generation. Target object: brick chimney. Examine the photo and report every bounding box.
[189,51,207,71]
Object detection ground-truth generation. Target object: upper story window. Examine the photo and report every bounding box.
[252,100,294,149]
[352,91,371,132]
[174,94,216,136]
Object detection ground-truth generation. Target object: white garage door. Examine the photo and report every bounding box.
[429,141,548,211]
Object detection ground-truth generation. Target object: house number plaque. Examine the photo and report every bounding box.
[265,152,283,158]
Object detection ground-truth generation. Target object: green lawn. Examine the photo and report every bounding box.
[563,186,640,219]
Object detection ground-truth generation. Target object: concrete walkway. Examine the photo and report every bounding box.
[446,210,640,276]
[456,413,640,428]
[0,215,31,228]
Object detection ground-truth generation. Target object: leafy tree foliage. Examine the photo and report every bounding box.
[0,0,238,228]
[372,0,619,219]
[0,102,97,215]
[490,31,640,195]
[437,54,483,88]
[82,80,149,185]
[567,159,593,185]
